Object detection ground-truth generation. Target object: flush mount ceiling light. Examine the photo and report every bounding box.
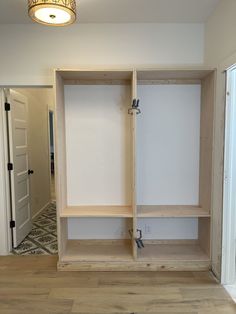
[28,0,77,26]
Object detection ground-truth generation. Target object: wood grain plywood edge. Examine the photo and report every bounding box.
[132,69,138,260]
[57,260,211,272]
[138,79,202,85]
[137,205,211,218]
[54,70,68,260]
[60,206,133,218]
[199,71,215,212]
[56,69,133,81]
[199,70,215,266]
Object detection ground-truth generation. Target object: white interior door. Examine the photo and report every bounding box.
[7,89,32,248]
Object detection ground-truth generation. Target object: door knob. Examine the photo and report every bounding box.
[28,169,34,175]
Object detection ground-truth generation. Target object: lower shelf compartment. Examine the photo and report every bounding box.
[137,240,209,261]
[61,239,133,262]
[58,239,211,271]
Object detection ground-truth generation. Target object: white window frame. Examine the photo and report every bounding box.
[222,64,236,285]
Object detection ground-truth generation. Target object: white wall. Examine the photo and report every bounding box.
[205,0,236,66]
[65,85,131,206]
[137,85,201,205]
[0,23,204,86]
[15,88,54,218]
[0,21,204,253]
[68,218,132,240]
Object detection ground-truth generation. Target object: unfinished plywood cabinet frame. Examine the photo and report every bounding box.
[54,68,216,271]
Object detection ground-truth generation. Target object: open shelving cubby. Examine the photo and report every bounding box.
[55,68,215,271]
[135,69,215,267]
[55,70,136,267]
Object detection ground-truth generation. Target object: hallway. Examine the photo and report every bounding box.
[12,202,57,255]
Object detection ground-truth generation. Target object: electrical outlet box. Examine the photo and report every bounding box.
[144,224,151,234]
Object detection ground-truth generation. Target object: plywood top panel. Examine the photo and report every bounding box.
[137,205,210,218]
[56,69,133,82]
[55,68,215,83]
[137,69,214,81]
[61,206,133,218]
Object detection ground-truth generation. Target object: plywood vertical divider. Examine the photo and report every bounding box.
[199,72,215,212]
[198,71,216,258]
[198,218,211,255]
[54,70,68,260]
[131,70,138,259]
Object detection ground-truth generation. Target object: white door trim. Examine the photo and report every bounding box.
[48,107,55,202]
[0,89,12,255]
[222,64,236,285]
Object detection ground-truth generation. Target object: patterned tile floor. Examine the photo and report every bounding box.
[13,202,58,255]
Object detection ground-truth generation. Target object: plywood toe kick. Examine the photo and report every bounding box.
[58,260,211,272]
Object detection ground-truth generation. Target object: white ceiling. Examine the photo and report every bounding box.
[0,0,220,24]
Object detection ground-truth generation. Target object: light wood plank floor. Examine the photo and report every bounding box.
[0,256,235,314]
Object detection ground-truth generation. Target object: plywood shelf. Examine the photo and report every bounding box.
[60,206,133,218]
[137,205,210,218]
[137,241,210,262]
[61,240,133,262]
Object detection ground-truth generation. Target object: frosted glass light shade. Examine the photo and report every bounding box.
[28,0,76,26]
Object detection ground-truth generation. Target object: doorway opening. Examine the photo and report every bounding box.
[49,110,55,201]
[2,87,57,255]
[222,65,236,300]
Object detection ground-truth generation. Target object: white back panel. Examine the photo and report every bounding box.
[138,218,198,240]
[68,218,132,239]
[65,85,131,205]
[137,85,201,205]
[68,217,197,240]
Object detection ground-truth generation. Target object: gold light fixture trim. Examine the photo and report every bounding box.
[28,0,77,26]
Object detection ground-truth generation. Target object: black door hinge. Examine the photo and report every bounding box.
[10,220,15,228]
[5,102,10,111]
[8,163,13,171]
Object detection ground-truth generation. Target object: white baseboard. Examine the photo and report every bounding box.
[32,201,51,221]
